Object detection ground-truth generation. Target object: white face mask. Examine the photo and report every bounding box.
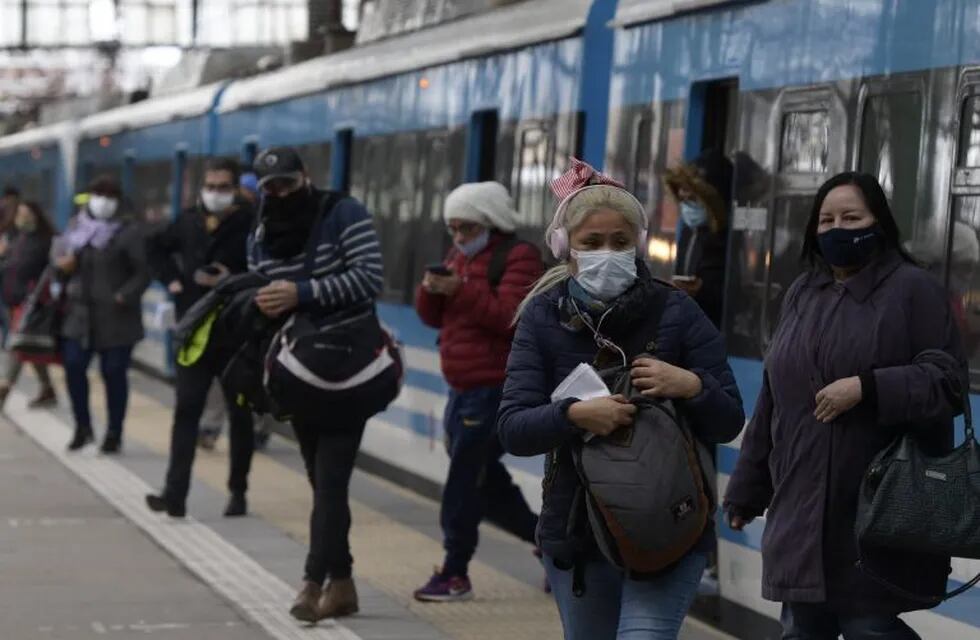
[201,190,235,214]
[571,248,638,301]
[88,195,118,220]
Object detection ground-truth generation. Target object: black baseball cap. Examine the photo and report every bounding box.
[253,147,306,188]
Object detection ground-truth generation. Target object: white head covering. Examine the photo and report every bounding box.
[443,181,519,233]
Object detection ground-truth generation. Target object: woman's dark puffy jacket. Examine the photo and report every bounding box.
[497,267,745,563]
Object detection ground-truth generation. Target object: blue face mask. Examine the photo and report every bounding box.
[571,248,638,301]
[680,202,708,228]
[456,229,490,258]
[817,225,881,269]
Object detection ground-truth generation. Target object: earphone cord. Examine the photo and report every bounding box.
[570,297,628,369]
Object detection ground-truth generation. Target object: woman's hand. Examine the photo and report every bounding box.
[630,357,703,399]
[814,376,862,423]
[255,280,299,318]
[567,395,636,437]
[55,254,77,275]
[423,272,461,296]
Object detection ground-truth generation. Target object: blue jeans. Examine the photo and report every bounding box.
[781,603,921,640]
[545,552,708,640]
[441,386,537,576]
[62,339,133,438]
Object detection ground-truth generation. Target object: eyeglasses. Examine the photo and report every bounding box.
[446,222,480,236]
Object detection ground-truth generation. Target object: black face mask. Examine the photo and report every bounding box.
[260,186,316,259]
[817,225,881,269]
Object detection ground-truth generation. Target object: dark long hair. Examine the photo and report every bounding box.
[800,171,917,267]
[20,201,55,238]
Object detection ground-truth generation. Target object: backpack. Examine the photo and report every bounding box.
[486,234,531,290]
[262,193,404,423]
[571,295,715,576]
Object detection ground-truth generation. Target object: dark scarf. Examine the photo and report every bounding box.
[259,187,317,260]
[559,262,669,367]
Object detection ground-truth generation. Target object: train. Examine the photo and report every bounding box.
[2,0,979,636]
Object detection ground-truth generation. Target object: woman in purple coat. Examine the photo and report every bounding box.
[724,172,966,640]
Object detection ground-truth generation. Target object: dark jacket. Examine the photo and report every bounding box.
[415,232,544,390]
[2,230,52,308]
[147,200,253,318]
[59,215,150,351]
[675,223,727,328]
[497,266,744,563]
[723,251,965,614]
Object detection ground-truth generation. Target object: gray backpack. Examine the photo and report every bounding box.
[573,361,716,575]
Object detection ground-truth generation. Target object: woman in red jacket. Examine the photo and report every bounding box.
[413,181,544,602]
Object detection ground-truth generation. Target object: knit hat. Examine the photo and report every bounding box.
[443,181,519,233]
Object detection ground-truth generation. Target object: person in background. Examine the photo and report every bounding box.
[724,172,964,640]
[0,201,57,409]
[55,175,150,453]
[498,159,744,640]
[413,182,543,602]
[664,149,733,329]
[144,157,256,518]
[246,147,382,622]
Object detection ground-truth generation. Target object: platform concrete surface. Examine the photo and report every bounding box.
[0,418,269,640]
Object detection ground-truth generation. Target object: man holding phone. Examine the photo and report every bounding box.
[413,182,544,602]
[145,157,257,519]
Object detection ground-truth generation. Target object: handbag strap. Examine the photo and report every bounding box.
[856,555,980,604]
[963,384,975,442]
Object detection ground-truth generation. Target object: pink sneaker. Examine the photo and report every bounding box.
[413,569,474,602]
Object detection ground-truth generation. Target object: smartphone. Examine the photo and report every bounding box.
[426,263,452,276]
[671,275,696,283]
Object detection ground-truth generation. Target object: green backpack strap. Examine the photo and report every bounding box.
[176,307,221,367]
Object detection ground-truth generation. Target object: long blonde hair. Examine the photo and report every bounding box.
[514,186,645,320]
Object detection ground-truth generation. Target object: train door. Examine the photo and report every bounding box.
[948,73,980,386]
[760,87,846,345]
[685,78,739,160]
[332,129,353,193]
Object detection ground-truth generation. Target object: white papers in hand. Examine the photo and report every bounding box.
[551,363,610,403]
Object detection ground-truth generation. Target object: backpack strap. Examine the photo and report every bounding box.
[302,190,345,277]
[487,234,528,291]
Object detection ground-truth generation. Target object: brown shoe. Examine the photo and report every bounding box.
[289,581,322,623]
[317,577,359,618]
[28,387,56,409]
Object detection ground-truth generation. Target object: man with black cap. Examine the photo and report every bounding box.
[144,156,256,519]
[248,147,383,623]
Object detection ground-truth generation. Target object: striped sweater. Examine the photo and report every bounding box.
[247,191,383,323]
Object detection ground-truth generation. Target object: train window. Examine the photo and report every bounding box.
[859,91,922,235]
[630,114,653,208]
[132,160,172,226]
[366,133,418,303]
[958,96,980,167]
[949,198,980,379]
[413,131,453,278]
[513,124,555,228]
[294,142,332,188]
[779,110,829,174]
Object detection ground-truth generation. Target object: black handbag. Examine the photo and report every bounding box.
[854,387,980,603]
[8,266,60,355]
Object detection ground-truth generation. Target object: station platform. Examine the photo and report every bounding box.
[0,367,735,640]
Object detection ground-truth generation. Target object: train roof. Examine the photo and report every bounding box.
[0,122,71,153]
[78,83,224,138]
[612,0,739,27]
[218,0,592,113]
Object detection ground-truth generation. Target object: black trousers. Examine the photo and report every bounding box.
[164,360,254,503]
[292,413,367,585]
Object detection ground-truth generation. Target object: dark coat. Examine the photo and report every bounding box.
[147,200,253,318]
[1,230,52,308]
[723,251,965,614]
[497,266,744,563]
[59,217,150,351]
[675,223,727,329]
[415,232,544,391]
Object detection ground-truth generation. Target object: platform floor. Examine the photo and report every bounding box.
[0,367,735,640]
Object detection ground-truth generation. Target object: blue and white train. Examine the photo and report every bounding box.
[2,1,979,636]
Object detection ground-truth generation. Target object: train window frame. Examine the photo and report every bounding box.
[762,86,846,343]
[629,111,655,211]
[512,120,557,229]
[853,78,927,238]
